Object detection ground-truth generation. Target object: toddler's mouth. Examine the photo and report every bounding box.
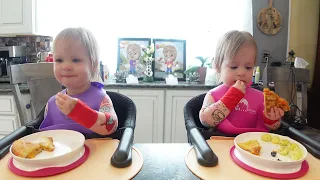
[234,80,246,84]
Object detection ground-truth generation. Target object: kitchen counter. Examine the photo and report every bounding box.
[0,81,264,93]
[0,83,29,94]
[104,81,217,89]
[0,81,220,94]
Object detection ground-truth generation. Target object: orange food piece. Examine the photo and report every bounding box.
[263,88,290,113]
[237,140,261,155]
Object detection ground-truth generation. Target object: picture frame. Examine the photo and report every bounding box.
[117,38,152,79]
[153,39,186,80]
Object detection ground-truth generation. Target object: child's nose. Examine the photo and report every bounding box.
[237,69,245,76]
[62,62,73,71]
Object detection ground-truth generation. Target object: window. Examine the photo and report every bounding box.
[37,0,252,74]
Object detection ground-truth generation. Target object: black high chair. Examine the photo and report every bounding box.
[0,63,137,168]
[184,93,320,167]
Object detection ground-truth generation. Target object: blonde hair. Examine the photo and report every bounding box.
[53,27,100,81]
[214,30,257,73]
[163,45,177,60]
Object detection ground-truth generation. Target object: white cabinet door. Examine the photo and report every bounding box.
[0,115,17,134]
[119,89,164,143]
[0,95,15,115]
[0,0,36,35]
[164,90,207,143]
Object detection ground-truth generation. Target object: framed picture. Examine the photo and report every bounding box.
[153,39,186,80]
[117,38,151,79]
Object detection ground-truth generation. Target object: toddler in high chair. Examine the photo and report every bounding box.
[199,30,284,135]
[39,27,118,135]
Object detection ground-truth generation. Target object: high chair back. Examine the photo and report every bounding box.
[8,62,62,126]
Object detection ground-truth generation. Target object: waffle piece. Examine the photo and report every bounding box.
[11,140,42,159]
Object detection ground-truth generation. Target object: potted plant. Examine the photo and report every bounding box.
[184,56,212,83]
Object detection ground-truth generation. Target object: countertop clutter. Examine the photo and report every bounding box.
[0,83,29,94]
[0,81,218,93]
[104,81,217,89]
[0,82,264,93]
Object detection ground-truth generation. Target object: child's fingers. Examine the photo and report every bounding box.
[274,108,281,118]
[55,96,65,106]
[55,100,62,109]
[279,109,284,116]
[59,93,70,100]
[270,108,276,119]
[57,92,69,100]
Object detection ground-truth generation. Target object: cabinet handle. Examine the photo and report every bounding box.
[26,104,31,109]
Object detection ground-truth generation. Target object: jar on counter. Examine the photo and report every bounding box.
[45,53,53,62]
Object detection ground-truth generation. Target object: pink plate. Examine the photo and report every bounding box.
[230,146,309,179]
[8,145,90,177]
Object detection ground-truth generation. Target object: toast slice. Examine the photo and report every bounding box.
[39,136,55,152]
[237,140,261,155]
[263,88,290,113]
[11,140,42,159]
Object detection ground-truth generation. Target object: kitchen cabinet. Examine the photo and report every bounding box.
[164,90,207,143]
[0,94,32,139]
[119,88,207,143]
[119,89,165,143]
[0,0,38,35]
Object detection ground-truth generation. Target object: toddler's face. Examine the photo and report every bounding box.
[53,39,92,90]
[220,44,256,87]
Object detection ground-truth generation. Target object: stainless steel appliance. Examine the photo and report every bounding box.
[0,46,27,82]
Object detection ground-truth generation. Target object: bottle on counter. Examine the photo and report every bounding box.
[254,66,260,84]
[100,61,104,82]
[252,67,256,83]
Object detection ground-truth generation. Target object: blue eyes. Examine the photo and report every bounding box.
[230,66,253,70]
[55,58,62,62]
[54,59,81,63]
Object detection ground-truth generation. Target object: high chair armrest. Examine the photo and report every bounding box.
[111,127,133,168]
[190,128,218,167]
[0,126,29,159]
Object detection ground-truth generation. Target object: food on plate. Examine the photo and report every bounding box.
[290,147,303,160]
[39,136,55,151]
[289,143,298,151]
[263,88,290,113]
[261,134,272,142]
[279,139,290,146]
[278,146,290,156]
[260,134,304,161]
[11,136,55,159]
[271,150,277,157]
[271,136,280,144]
[12,140,42,159]
[237,140,261,155]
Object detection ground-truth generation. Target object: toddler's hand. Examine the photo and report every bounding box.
[264,107,284,120]
[233,80,246,94]
[55,92,78,115]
